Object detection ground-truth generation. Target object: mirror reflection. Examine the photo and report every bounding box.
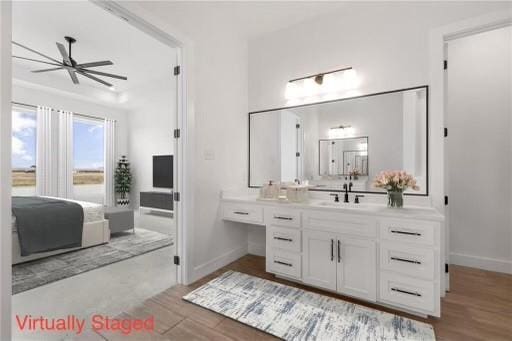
[249,86,428,195]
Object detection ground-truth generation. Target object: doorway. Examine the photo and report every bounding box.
[445,25,512,274]
[8,1,185,339]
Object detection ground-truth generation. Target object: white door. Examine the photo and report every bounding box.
[336,238,377,301]
[446,26,512,273]
[302,229,337,290]
[280,111,302,182]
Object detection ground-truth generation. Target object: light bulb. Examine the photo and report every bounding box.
[303,78,321,97]
[285,82,300,100]
[322,73,341,94]
[343,69,360,89]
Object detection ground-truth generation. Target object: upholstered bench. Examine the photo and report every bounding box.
[104,207,134,234]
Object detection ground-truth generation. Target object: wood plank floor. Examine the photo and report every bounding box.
[94,255,512,341]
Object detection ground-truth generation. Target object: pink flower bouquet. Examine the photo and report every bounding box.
[373,170,420,192]
[373,171,419,208]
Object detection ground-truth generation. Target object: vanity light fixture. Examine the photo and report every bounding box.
[328,125,355,139]
[285,66,359,100]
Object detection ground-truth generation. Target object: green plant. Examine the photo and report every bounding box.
[115,155,132,200]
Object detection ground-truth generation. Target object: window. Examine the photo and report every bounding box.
[12,108,37,196]
[73,118,105,204]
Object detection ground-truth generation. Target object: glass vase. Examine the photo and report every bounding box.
[387,191,404,208]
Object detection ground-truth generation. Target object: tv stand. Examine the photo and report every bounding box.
[139,191,173,215]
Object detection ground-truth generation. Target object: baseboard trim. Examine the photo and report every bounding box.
[450,252,512,274]
[248,242,265,257]
[192,244,248,282]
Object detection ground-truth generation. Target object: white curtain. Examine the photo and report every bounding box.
[36,106,58,196]
[58,110,74,198]
[104,118,116,207]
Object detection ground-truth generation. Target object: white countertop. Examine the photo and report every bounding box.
[221,194,445,222]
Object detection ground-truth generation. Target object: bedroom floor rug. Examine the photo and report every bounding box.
[13,228,173,294]
[183,271,436,341]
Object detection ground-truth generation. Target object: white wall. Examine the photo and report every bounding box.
[447,26,512,273]
[12,83,129,158]
[124,2,250,282]
[249,2,510,111]
[0,2,12,338]
[246,1,511,256]
[125,77,176,208]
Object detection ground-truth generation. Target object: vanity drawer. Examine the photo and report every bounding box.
[303,211,377,238]
[379,218,435,246]
[222,203,264,225]
[268,225,301,252]
[265,208,301,228]
[379,271,435,313]
[380,242,435,280]
[267,249,301,279]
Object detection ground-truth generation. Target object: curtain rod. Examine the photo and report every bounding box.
[11,101,117,122]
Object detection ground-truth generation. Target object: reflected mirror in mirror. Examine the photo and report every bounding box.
[319,137,368,177]
[249,86,428,195]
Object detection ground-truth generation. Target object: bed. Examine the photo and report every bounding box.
[12,196,110,265]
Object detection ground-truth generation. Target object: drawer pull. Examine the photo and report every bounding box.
[390,256,421,265]
[273,215,293,221]
[331,239,334,261]
[391,287,422,297]
[274,260,292,267]
[390,229,421,236]
[274,236,293,242]
[233,211,249,215]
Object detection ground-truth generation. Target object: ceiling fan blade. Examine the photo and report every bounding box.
[56,42,72,65]
[68,69,79,84]
[77,61,113,68]
[12,55,63,67]
[76,70,112,87]
[80,69,127,80]
[32,67,63,73]
[12,41,62,64]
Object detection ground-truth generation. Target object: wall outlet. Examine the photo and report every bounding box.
[204,149,215,160]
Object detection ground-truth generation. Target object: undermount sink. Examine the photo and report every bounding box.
[315,201,379,210]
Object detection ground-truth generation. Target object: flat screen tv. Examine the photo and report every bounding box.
[153,155,173,188]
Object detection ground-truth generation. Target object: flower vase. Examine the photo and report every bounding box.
[387,191,403,208]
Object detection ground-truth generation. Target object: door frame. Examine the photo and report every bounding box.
[0,1,196,338]
[93,0,191,287]
[428,9,512,293]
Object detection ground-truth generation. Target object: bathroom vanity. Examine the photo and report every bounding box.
[221,194,444,318]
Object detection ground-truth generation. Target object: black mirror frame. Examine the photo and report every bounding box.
[248,85,429,197]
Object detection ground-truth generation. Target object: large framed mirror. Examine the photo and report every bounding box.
[249,85,428,195]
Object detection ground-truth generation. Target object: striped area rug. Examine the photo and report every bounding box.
[183,271,435,341]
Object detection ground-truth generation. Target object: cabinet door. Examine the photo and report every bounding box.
[302,230,337,291]
[336,238,376,301]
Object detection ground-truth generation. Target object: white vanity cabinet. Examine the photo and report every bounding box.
[221,197,443,317]
[302,230,377,301]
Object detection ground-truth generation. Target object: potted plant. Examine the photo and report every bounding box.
[373,170,419,208]
[115,155,132,206]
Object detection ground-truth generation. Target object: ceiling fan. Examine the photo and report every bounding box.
[12,36,127,88]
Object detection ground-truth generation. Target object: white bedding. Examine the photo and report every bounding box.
[12,196,105,232]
